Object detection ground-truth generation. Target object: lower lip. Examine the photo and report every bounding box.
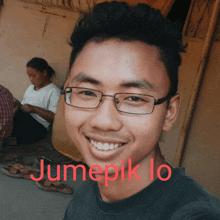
[87,138,125,161]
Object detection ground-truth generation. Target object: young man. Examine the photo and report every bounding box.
[62,1,220,219]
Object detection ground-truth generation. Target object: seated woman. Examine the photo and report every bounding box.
[12,57,60,145]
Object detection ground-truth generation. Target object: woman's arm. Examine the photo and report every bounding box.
[22,104,54,123]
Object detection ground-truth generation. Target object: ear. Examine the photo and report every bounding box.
[162,94,181,132]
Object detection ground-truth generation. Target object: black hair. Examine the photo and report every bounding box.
[26,57,55,78]
[69,1,185,96]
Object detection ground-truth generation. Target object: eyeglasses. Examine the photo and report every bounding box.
[61,87,170,115]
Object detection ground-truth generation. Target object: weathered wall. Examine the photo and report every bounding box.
[160,38,204,165]
[173,0,220,197]
[161,0,220,197]
[160,37,220,197]
[0,0,80,100]
[181,39,220,197]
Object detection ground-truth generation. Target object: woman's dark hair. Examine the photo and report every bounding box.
[69,1,185,97]
[26,57,55,78]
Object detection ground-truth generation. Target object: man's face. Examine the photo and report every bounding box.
[65,39,174,174]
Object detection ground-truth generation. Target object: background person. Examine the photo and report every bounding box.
[11,57,60,145]
[0,85,13,153]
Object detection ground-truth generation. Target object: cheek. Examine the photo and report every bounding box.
[34,74,43,83]
[39,76,44,83]
[125,112,166,144]
[33,77,39,83]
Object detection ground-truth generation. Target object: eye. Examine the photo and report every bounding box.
[125,96,146,102]
[78,90,97,97]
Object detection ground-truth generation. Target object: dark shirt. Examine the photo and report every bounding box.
[64,168,220,220]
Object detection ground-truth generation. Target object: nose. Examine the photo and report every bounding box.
[90,97,123,131]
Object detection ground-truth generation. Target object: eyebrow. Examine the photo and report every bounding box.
[120,79,156,91]
[71,73,100,85]
[71,72,156,91]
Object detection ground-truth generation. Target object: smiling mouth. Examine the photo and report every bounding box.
[87,138,126,151]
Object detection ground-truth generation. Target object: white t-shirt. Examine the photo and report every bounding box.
[21,83,61,130]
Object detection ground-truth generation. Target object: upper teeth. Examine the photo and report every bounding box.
[91,139,122,151]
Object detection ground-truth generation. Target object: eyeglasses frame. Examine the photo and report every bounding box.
[61,87,171,115]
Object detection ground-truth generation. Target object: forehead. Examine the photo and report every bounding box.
[27,67,39,75]
[69,39,170,95]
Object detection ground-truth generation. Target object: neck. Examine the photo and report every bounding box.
[97,144,171,202]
